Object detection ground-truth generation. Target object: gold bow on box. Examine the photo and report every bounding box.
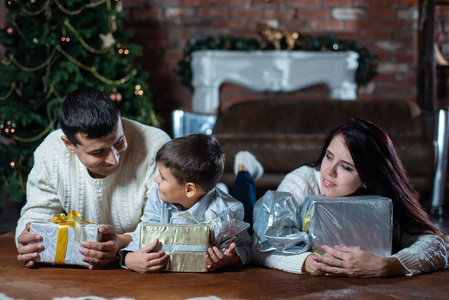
[49,211,98,265]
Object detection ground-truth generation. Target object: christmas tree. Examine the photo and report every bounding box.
[0,0,159,206]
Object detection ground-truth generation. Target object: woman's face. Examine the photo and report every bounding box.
[320,134,363,197]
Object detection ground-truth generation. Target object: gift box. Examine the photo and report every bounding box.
[301,195,393,257]
[30,211,102,267]
[140,223,213,272]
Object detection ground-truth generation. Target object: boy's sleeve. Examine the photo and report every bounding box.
[212,199,253,265]
[232,229,252,265]
[119,185,163,267]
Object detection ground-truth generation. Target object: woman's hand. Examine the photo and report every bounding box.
[312,245,406,278]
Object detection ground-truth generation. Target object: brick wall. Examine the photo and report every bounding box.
[0,1,422,134]
[122,0,421,133]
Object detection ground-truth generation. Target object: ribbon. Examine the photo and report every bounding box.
[302,213,311,233]
[301,212,321,256]
[49,211,97,264]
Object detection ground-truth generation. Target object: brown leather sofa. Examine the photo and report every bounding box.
[212,98,448,209]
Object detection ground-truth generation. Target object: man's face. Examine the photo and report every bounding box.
[62,119,128,178]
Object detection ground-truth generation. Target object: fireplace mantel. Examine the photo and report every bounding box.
[191,50,359,114]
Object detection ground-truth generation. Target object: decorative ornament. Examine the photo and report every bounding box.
[60,35,71,43]
[134,85,143,96]
[1,120,16,138]
[9,160,17,169]
[5,24,17,38]
[257,22,299,51]
[59,35,71,50]
[5,0,18,9]
[117,45,129,56]
[112,0,123,12]
[109,90,122,102]
[109,14,117,31]
[99,32,116,49]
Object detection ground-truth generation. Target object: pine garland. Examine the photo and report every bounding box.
[175,34,376,90]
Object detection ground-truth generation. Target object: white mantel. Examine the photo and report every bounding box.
[191,50,359,114]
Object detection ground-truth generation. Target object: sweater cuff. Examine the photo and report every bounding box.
[252,247,311,274]
[392,253,415,276]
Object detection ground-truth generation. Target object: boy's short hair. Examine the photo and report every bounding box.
[156,133,225,192]
[59,87,120,146]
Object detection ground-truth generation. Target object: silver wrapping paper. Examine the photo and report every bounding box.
[203,189,250,251]
[253,191,393,257]
[302,195,393,257]
[30,221,102,267]
[253,191,309,254]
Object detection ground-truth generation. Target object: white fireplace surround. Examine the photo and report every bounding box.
[191,50,359,114]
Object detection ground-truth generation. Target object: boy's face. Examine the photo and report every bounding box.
[61,118,128,178]
[154,163,198,210]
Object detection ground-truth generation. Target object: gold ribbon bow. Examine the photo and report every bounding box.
[302,212,320,257]
[302,213,311,233]
[49,211,97,264]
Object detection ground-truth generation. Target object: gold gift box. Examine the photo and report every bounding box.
[140,223,213,272]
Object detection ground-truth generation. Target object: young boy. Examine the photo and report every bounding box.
[120,133,252,273]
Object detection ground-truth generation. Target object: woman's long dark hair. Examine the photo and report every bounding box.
[314,118,441,242]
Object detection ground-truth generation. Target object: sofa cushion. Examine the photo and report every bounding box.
[213,99,423,137]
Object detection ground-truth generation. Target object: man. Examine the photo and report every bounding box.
[16,87,171,269]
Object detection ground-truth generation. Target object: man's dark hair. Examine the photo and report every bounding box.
[156,133,225,192]
[59,87,120,146]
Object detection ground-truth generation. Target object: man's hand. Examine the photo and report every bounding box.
[206,243,240,271]
[124,239,170,274]
[79,225,128,270]
[17,223,44,268]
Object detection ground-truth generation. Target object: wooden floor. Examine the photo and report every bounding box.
[1,232,449,300]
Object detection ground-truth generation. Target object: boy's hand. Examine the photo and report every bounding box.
[206,243,240,271]
[124,238,170,274]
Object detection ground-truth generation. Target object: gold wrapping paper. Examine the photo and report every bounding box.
[140,224,213,272]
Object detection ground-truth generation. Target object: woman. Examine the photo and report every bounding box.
[235,118,447,277]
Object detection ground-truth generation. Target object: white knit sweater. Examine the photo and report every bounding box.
[252,165,448,276]
[15,118,170,245]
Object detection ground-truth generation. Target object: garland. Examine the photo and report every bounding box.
[175,34,376,90]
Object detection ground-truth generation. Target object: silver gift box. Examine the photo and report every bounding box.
[30,221,102,267]
[301,195,393,257]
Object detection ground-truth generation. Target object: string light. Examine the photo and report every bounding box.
[134,85,143,96]
[118,46,129,56]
